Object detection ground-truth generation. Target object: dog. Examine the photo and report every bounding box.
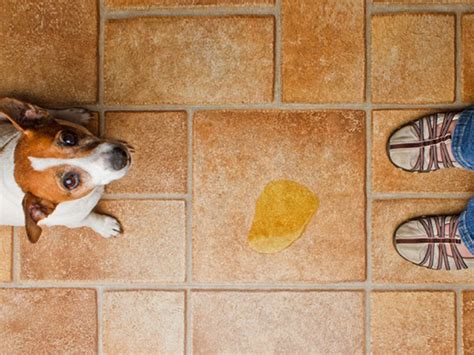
[0,97,132,243]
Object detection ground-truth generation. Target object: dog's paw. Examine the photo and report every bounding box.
[95,215,122,239]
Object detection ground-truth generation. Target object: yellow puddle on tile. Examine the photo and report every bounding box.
[248,180,319,253]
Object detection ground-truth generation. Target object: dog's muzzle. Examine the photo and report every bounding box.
[110,145,130,171]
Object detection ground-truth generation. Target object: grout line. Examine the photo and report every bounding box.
[97,287,105,355]
[365,0,373,353]
[456,289,462,355]
[273,0,282,104]
[82,102,472,112]
[372,192,473,200]
[1,282,472,290]
[102,193,189,201]
[105,6,277,19]
[371,4,474,13]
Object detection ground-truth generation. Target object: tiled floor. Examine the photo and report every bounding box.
[0,0,473,354]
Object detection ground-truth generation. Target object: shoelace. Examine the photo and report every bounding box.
[409,113,457,172]
[416,216,467,270]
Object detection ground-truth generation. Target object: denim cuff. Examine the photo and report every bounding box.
[452,107,474,171]
[459,210,474,255]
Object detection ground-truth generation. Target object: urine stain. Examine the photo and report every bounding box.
[247,180,319,254]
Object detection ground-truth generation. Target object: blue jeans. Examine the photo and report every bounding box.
[453,106,474,254]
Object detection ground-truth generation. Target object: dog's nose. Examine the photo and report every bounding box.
[111,146,129,170]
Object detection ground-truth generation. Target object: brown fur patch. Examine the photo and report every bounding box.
[14,121,101,204]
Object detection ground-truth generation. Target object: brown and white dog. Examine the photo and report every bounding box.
[0,97,131,243]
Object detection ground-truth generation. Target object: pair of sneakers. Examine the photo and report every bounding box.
[388,111,473,271]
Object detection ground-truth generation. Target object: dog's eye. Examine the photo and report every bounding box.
[59,130,78,146]
[63,172,80,190]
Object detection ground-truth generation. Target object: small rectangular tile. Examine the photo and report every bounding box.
[371,291,455,354]
[0,0,98,105]
[192,291,365,353]
[105,17,274,105]
[0,288,97,353]
[19,200,185,282]
[371,199,474,283]
[462,14,474,102]
[372,110,474,193]
[103,291,185,354]
[0,227,12,282]
[193,110,366,283]
[106,0,274,9]
[463,292,474,353]
[282,0,365,103]
[105,111,188,194]
[371,14,455,104]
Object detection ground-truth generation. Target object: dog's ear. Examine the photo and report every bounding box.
[0,97,53,133]
[22,192,56,243]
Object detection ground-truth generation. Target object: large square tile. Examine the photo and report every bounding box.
[462,14,474,102]
[0,0,98,105]
[105,0,274,8]
[282,0,365,103]
[0,288,97,353]
[371,291,455,354]
[105,111,188,194]
[192,291,365,354]
[103,290,185,354]
[105,17,274,105]
[19,200,185,282]
[371,14,455,104]
[372,110,474,193]
[193,110,366,283]
[0,227,12,282]
[371,199,474,283]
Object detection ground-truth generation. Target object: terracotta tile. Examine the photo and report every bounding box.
[371,14,455,104]
[463,292,474,353]
[282,0,365,103]
[371,199,474,283]
[193,110,366,283]
[0,288,97,353]
[372,110,474,193]
[0,0,97,105]
[462,14,474,102]
[106,0,274,9]
[105,17,274,105]
[192,291,365,354]
[103,291,184,354]
[19,200,185,282]
[105,112,187,194]
[371,291,455,354]
[0,227,12,282]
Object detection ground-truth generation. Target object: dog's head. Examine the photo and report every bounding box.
[1,100,131,242]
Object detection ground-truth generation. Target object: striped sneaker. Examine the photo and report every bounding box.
[394,215,474,271]
[388,112,462,172]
